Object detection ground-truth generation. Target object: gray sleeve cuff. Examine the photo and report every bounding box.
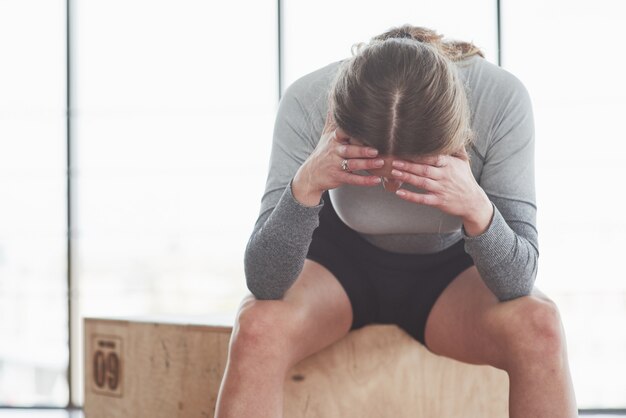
[287,179,324,209]
[462,203,516,273]
[461,202,538,301]
[274,180,325,247]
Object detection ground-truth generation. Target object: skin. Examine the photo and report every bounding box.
[216,113,578,417]
[293,115,494,236]
[292,115,384,206]
[215,260,355,418]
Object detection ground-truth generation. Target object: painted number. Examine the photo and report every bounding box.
[91,335,123,397]
[93,350,120,390]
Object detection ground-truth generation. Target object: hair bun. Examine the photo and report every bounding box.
[368,24,484,61]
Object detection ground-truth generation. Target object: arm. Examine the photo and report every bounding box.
[461,74,539,301]
[244,181,325,300]
[244,81,325,300]
[391,72,538,301]
[245,60,384,300]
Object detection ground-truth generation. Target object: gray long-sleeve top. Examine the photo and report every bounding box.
[245,54,539,302]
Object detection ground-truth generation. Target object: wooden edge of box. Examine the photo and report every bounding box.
[83,314,235,333]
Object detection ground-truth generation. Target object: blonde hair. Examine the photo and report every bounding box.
[329,24,484,157]
[368,24,485,62]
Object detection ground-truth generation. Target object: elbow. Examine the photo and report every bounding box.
[521,247,540,297]
[496,254,539,302]
[497,284,533,302]
[244,246,286,300]
[501,279,535,301]
[245,275,285,300]
[243,233,304,300]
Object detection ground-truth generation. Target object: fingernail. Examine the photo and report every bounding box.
[396,190,406,196]
[391,169,402,177]
[374,159,384,167]
[368,148,379,156]
[392,161,404,168]
[374,177,382,183]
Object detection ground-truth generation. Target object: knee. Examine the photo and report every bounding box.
[501,295,565,363]
[229,295,301,362]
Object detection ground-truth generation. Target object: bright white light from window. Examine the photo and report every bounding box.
[0,0,67,407]
[502,0,626,408]
[282,0,498,88]
[74,0,277,405]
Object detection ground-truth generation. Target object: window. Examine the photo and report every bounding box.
[0,0,68,406]
[71,0,277,405]
[502,0,626,407]
[282,0,497,88]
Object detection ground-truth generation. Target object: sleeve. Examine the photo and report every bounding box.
[462,74,539,301]
[243,80,327,300]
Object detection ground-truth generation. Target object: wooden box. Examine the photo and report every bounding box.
[84,315,509,417]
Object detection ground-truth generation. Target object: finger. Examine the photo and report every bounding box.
[395,189,440,206]
[452,146,470,161]
[334,125,350,144]
[341,158,385,171]
[338,172,383,187]
[322,110,336,135]
[399,154,447,167]
[337,143,379,158]
[390,169,441,192]
[390,160,442,180]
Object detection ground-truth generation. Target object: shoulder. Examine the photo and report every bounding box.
[282,60,344,110]
[277,60,344,145]
[458,56,534,157]
[459,55,530,100]
[466,56,532,118]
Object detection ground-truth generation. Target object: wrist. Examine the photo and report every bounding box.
[462,189,493,237]
[292,166,324,207]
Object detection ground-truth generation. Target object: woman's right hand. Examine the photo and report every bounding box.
[292,111,385,206]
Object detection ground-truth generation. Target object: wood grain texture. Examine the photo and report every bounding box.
[84,317,231,418]
[84,317,508,418]
[283,324,509,417]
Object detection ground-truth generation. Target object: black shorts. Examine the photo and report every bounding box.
[306,191,475,348]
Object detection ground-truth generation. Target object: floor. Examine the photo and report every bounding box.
[0,409,624,417]
[0,411,82,417]
[0,409,84,418]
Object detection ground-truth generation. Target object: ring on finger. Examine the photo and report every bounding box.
[341,159,350,172]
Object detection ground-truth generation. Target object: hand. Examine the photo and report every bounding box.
[389,148,494,236]
[292,111,384,206]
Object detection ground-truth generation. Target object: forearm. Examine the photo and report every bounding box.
[462,187,495,237]
[292,162,325,207]
[462,202,539,301]
[244,179,324,299]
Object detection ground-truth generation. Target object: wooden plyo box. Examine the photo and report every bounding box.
[84,316,509,418]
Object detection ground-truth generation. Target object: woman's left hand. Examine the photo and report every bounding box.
[390,148,494,236]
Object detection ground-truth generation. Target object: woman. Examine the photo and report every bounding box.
[215,25,577,417]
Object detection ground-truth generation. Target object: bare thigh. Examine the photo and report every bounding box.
[423,265,554,369]
[235,259,354,367]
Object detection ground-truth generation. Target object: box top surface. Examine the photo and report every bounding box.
[83,312,236,327]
